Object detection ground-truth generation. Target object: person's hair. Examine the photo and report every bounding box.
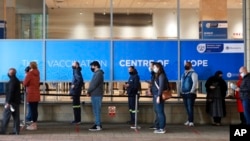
[90,61,100,68]
[75,61,80,67]
[30,61,38,69]
[129,66,135,70]
[154,62,165,79]
[9,68,17,75]
[25,66,31,73]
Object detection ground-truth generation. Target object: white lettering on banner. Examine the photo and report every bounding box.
[22,60,38,66]
[47,60,108,67]
[119,60,169,67]
[184,60,208,67]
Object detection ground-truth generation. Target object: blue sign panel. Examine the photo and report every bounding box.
[0,40,43,81]
[199,21,228,39]
[46,40,110,81]
[180,40,244,80]
[113,40,178,81]
[0,20,6,39]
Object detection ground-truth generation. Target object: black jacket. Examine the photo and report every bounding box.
[70,67,84,96]
[126,70,140,96]
[240,73,250,99]
[6,75,21,105]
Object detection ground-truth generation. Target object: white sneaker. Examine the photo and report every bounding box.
[189,122,194,127]
[184,121,189,126]
[154,129,166,134]
[26,123,37,130]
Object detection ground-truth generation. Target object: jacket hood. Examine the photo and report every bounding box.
[96,69,104,74]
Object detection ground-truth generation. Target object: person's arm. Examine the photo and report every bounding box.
[74,69,83,89]
[191,72,198,93]
[157,74,165,96]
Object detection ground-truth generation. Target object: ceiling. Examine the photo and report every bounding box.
[46,0,243,9]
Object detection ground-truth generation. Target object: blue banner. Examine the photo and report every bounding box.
[46,40,110,81]
[180,40,244,80]
[0,40,43,81]
[113,40,178,81]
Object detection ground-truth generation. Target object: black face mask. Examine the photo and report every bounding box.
[91,68,95,72]
[129,72,133,75]
[184,66,190,70]
[7,73,11,78]
[72,66,76,69]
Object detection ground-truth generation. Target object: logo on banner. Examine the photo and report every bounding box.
[197,43,244,54]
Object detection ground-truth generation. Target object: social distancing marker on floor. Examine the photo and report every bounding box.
[75,124,80,133]
[108,106,116,118]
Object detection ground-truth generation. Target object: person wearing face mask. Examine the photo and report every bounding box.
[235,66,250,125]
[180,62,198,127]
[0,68,21,135]
[69,61,84,125]
[87,61,104,131]
[124,66,141,128]
[151,63,170,134]
[205,70,227,126]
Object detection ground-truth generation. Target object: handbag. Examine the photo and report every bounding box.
[154,81,172,101]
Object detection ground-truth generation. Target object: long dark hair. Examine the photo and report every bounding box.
[154,63,165,79]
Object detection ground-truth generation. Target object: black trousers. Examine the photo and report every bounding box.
[72,95,81,122]
[1,104,20,134]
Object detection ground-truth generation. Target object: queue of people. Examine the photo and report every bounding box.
[1,60,249,135]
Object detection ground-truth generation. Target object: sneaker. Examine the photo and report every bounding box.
[184,121,189,126]
[89,125,102,131]
[189,122,194,127]
[26,123,37,130]
[154,129,166,134]
[71,121,81,125]
[130,125,141,129]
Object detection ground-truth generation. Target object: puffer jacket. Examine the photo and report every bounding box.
[23,69,40,102]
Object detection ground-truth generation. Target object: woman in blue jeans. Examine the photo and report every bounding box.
[151,63,170,134]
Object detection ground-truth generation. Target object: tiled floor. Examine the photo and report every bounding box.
[0,122,229,141]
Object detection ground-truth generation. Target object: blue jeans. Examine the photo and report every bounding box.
[91,96,103,126]
[242,98,250,125]
[26,103,32,121]
[153,95,166,129]
[182,94,196,122]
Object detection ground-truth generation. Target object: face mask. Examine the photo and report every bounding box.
[7,73,11,78]
[240,72,245,78]
[153,67,159,73]
[184,66,190,70]
[129,72,133,75]
[91,68,95,72]
[72,66,76,69]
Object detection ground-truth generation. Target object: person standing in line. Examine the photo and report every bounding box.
[234,74,246,125]
[151,63,169,134]
[20,66,33,127]
[205,71,227,126]
[235,66,250,125]
[23,61,40,130]
[124,66,141,128]
[147,62,159,130]
[0,68,21,135]
[70,61,84,125]
[87,61,104,131]
[180,62,198,127]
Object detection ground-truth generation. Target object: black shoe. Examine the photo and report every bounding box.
[149,125,157,130]
[89,125,102,131]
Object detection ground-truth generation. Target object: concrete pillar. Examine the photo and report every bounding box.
[0,0,6,20]
[6,0,16,38]
[199,0,227,20]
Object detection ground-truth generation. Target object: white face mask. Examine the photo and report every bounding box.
[240,72,245,78]
[153,67,159,73]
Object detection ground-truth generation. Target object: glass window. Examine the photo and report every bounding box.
[180,0,243,39]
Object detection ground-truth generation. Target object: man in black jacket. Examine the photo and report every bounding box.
[237,66,250,125]
[1,68,21,135]
[124,66,141,127]
[70,61,84,125]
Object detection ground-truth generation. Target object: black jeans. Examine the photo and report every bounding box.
[72,95,81,122]
[1,104,20,134]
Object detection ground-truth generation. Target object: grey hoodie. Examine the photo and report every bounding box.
[87,69,104,96]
